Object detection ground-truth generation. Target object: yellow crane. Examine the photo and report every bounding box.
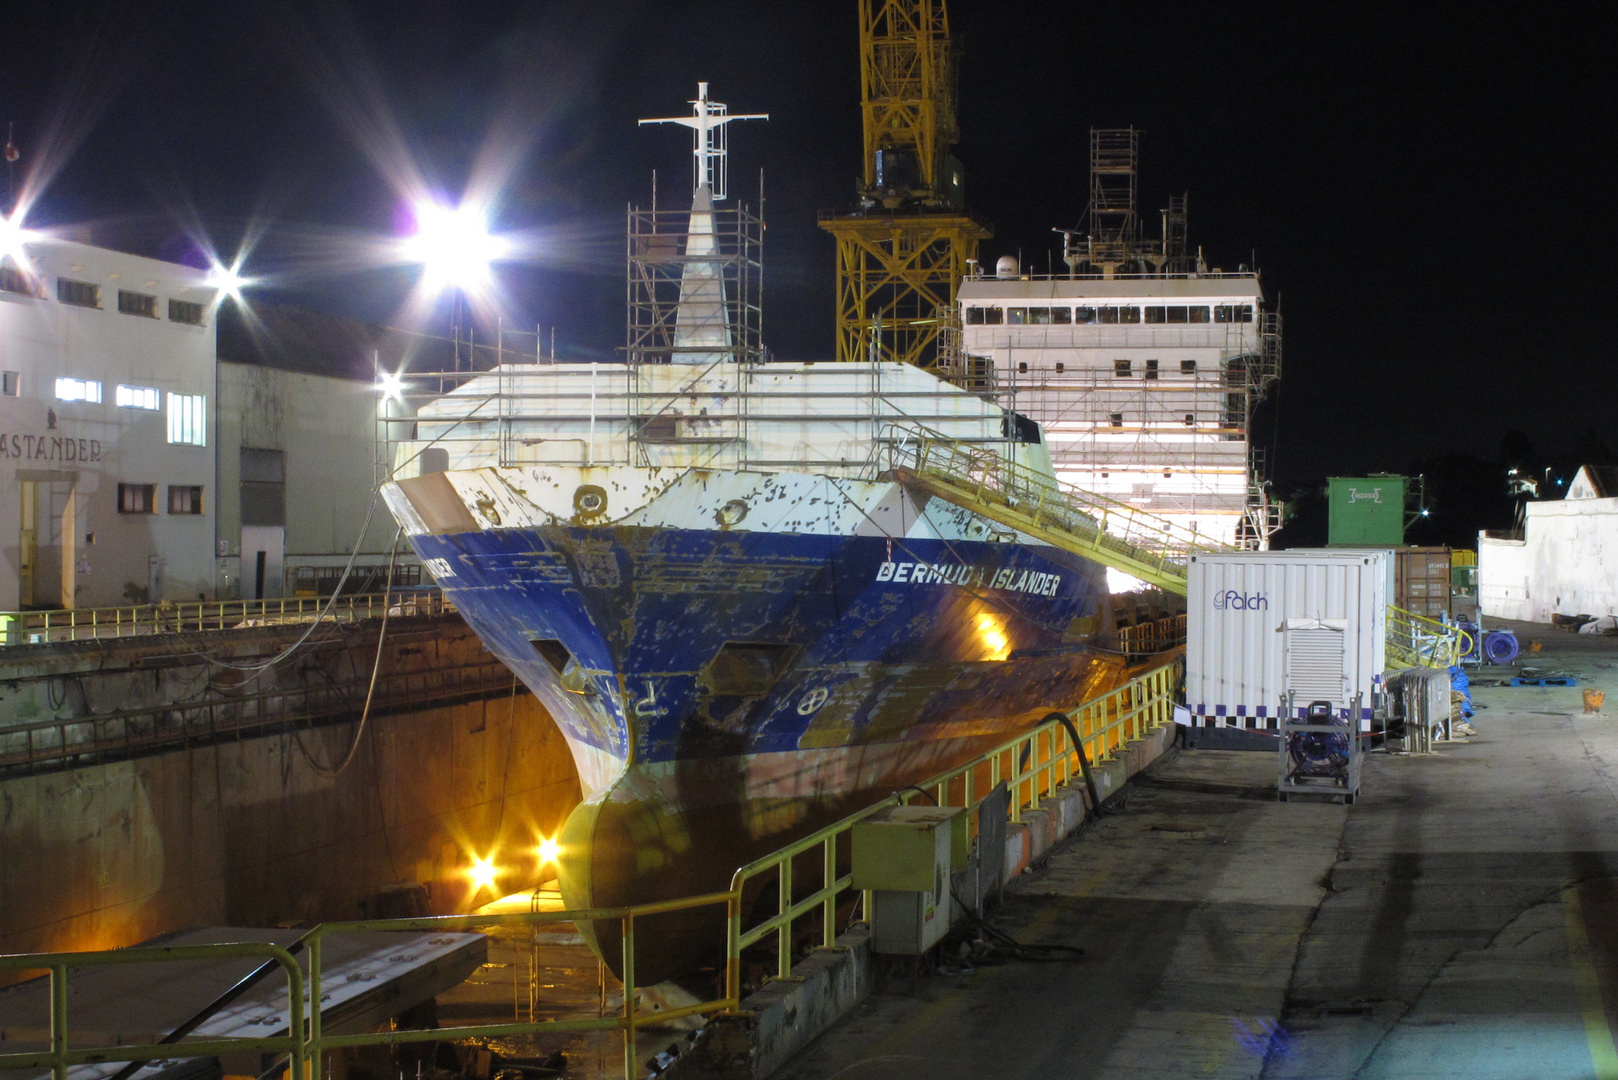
[820,0,990,373]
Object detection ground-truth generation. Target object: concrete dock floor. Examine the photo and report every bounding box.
[775,622,1618,1079]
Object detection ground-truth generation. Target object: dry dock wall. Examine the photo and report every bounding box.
[0,618,580,958]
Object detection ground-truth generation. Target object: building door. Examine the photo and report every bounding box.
[241,524,284,600]
[18,479,37,608]
[19,479,78,609]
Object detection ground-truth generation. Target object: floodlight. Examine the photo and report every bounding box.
[376,370,408,402]
[400,199,510,293]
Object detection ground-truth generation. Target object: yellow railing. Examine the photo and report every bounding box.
[889,438,1235,595]
[0,660,1182,1080]
[0,592,451,647]
[1386,605,1468,669]
[722,659,1181,991]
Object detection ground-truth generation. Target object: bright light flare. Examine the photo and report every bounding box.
[400,199,511,294]
[536,836,561,866]
[0,209,38,267]
[206,258,252,302]
[975,612,1011,661]
[376,370,408,402]
[468,854,499,893]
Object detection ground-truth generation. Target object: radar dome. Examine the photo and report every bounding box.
[995,255,1020,279]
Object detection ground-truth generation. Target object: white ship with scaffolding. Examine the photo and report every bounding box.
[957,128,1281,549]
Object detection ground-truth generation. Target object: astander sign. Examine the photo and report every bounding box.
[1213,589,1269,611]
[0,432,104,463]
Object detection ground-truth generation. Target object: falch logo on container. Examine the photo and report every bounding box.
[1212,590,1269,611]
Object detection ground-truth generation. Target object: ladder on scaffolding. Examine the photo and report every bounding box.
[886,438,1235,596]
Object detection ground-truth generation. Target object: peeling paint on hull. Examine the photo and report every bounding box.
[390,468,1123,981]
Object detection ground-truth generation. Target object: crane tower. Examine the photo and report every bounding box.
[820,0,990,372]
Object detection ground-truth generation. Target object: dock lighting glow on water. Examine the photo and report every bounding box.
[468,854,499,893]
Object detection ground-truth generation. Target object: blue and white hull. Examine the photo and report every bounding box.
[384,461,1123,980]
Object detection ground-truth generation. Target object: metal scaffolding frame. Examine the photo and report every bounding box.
[625,200,763,368]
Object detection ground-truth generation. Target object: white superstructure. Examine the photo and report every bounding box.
[959,270,1279,546]
[955,128,1281,549]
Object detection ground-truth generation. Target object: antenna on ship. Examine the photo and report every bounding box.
[626,84,767,368]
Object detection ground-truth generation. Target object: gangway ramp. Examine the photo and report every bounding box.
[888,438,1235,596]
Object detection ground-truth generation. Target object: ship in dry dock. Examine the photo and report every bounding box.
[380,85,1135,981]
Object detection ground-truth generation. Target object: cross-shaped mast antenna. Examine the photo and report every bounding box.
[639,82,767,202]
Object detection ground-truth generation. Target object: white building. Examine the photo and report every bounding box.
[1479,465,1618,623]
[958,270,1279,546]
[0,235,218,609]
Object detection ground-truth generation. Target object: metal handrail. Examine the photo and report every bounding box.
[1386,605,1467,669]
[722,659,1181,994]
[0,592,451,647]
[889,437,1236,594]
[0,660,1182,1080]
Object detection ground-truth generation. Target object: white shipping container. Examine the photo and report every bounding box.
[1187,549,1392,732]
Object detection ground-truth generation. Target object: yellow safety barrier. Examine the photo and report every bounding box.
[1386,605,1468,669]
[0,659,1183,1080]
[0,592,451,647]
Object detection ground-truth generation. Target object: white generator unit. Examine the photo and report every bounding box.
[850,805,968,955]
[1187,549,1391,733]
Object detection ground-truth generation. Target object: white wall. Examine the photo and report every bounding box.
[1479,499,1618,623]
[0,238,218,609]
[216,362,401,597]
[1477,535,1530,621]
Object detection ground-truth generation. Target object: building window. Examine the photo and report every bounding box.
[1,265,42,297]
[167,392,207,446]
[1181,359,1197,374]
[57,279,100,308]
[117,290,159,318]
[55,377,103,403]
[115,384,161,410]
[169,298,205,326]
[2,371,17,396]
[1113,359,1131,377]
[168,485,204,514]
[118,483,156,514]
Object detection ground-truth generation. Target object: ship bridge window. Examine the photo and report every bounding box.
[1026,308,1053,324]
[1113,359,1132,377]
[1188,306,1211,322]
[1181,359,1198,374]
[965,305,1003,325]
[1145,305,1212,324]
[1049,306,1072,324]
[1145,359,1159,379]
[1108,413,1124,427]
[1006,308,1028,325]
[1215,304,1255,323]
[1099,306,1140,324]
[1073,307,1097,324]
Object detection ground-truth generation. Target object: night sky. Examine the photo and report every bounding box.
[4,2,1614,538]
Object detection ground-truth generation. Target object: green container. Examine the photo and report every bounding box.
[1328,476,1407,547]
